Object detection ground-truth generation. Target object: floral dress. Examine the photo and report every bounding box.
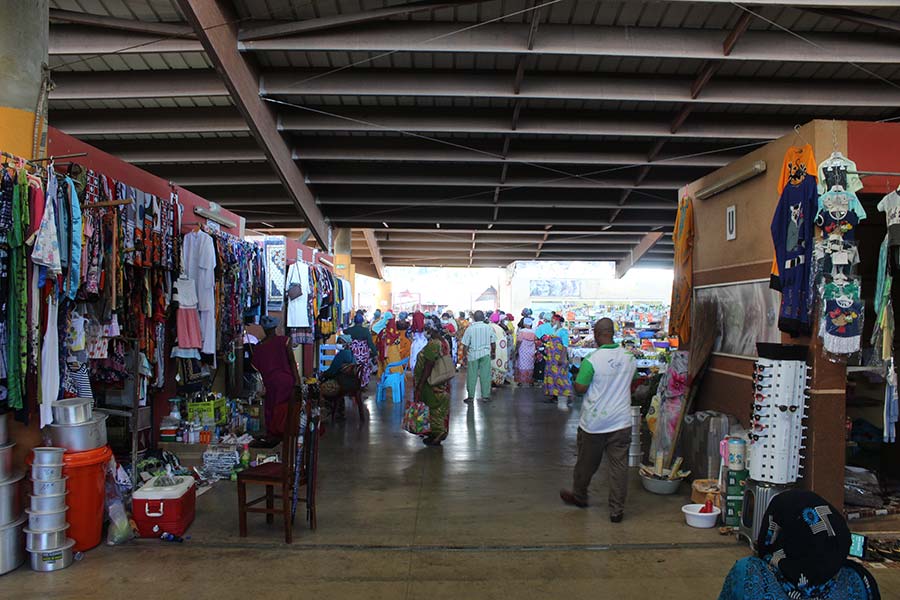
[543,334,573,398]
[414,338,451,438]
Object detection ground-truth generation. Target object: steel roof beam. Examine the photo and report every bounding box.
[280,215,674,227]
[177,0,329,247]
[310,176,683,189]
[616,232,664,278]
[237,23,900,64]
[240,0,481,41]
[49,9,195,38]
[362,229,385,279]
[376,228,669,235]
[320,197,676,208]
[49,70,900,107]
[260,71,900,107]
[50,106,787,140]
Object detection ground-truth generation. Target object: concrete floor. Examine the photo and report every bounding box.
[5,378,900,598]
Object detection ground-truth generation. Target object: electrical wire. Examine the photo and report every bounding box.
[730,2,900,95]
[264,0,565,92]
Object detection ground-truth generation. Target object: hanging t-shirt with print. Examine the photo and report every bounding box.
[877,191,900,246]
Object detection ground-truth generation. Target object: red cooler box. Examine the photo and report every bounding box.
[132,475,196,538]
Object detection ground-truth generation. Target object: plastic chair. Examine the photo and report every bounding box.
[318,344,341,373]
[376,358,408,404]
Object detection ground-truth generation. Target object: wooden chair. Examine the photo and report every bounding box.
[237,385,317,543]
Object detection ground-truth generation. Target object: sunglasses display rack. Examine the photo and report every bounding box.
[748,357,810,485]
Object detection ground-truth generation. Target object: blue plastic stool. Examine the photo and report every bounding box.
[376,358,408,404]
[318,344,341,373]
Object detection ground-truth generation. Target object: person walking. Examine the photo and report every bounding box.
[414,320,453,446]
[251,315,299,438]
[514,317,537,385]
[560,318,636,523]
[459,310,497,403]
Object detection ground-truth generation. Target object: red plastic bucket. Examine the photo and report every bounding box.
[29,445,112,552]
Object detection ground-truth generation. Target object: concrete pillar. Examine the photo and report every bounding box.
[0,1,49,159]
[333,228,352,255]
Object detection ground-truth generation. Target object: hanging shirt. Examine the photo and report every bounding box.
[822,279,862,355]
[285,261,310,328]
[772,145,818,290]
[817,154,863,195]
[65,178,82,301]
[877,190,900,246]
[182,230,216,312]
[771,176,817,336]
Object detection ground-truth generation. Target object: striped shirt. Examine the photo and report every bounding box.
[460,321,498,361]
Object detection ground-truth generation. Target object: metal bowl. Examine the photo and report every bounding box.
[0,442,14,482]
[28,538,75,572]
[47,412,108,452]
[51,398,93,425]
[31,464,63,482]
[31,477,67,497]
[640,473,683,495]
[0,471,24,527]
[0,514,26,575]
[26,508,68,532]
[28,493,68,513]
[24,525,69,552]
[31,447,65,466]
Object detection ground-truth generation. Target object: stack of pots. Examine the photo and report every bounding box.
[40,398,111,553]
[47,399,108,453]
[25,447,75,572]
[0,412,26,576]
[628,405,643,468]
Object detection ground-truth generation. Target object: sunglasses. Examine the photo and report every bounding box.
[751,422,768,432]
[752,383,772,391]
[750,433,769,442]
[775,405,800,413]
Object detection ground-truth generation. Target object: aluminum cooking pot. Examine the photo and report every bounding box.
[47,412,108,453]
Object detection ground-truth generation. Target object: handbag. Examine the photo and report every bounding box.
[287,283,303,300]
[402,400,431,436]
[427,353,456,386]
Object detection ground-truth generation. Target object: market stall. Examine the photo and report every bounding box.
[676,119,900,533]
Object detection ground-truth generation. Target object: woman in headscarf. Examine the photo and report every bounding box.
[251,315,298,438]
[375,311,401,377]
[345,313,377,387]
[505,313,516,383]
[719,490,879,599]
[489,311,510,387]
[319,334,359,421]
[413,319,453,447]
[542,313,573,402]
[515,317,537,385]
[456,311,470,367]
[397,311,412,364]
[409,311,428,370]
[441,312,458,366]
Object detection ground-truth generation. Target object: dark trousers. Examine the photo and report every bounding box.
[572,426,631,516]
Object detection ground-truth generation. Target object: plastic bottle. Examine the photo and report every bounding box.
[241,443,250,468]
[160,532,184,543]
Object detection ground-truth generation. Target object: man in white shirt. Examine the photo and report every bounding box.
[560,318,636,523]
[460,310,497,403]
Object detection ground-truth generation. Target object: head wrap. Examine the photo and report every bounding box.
[337,334,352,345]
[372,310,393,335]
[522,308,533,317]
[490,312,500,324]
[756,490,851,589]
[506,313,514,321]
[354,313,365,325]
[522,317,534,327]
[260,315,280,330]
[398,311,409,321]
[411,311,425,333]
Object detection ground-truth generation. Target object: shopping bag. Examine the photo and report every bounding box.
[402,400,431,436]
[427,353,456,386]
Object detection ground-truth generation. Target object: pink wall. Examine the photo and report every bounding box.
[47,127,242,235]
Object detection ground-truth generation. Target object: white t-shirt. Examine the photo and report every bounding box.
[575,346,636,434]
